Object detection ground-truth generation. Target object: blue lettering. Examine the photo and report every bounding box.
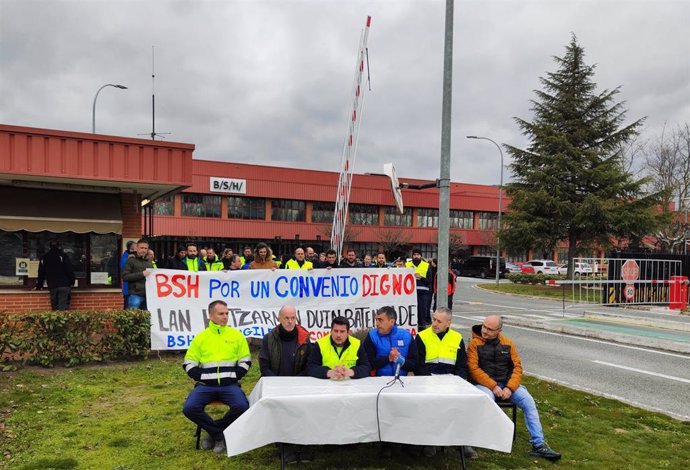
[275,276,288,298]
[209,279,221,297]
[350,276,359,296]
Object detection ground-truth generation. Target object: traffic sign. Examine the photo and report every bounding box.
[624,284,635,301]
[621,259,640,282]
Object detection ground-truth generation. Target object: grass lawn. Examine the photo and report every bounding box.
[478,283,580,301]
[1,352,688,470]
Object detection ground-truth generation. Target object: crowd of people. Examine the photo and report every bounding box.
[182,301,562,463]
[118,241,457,321]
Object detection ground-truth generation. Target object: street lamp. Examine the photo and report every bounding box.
[467,135,504,286]
[92,84,128,133]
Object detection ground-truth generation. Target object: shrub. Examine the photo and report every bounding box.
[0,309,150,368]
[506,273,562,285]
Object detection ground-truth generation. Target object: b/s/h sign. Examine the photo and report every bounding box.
[209,177,246,194]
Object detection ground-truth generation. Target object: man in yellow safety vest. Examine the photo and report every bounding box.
[307,316,370,379]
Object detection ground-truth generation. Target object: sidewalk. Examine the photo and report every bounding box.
[500,306,690,354]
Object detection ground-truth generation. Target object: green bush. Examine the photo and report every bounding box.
[0,309,150,368]
[506,273,562,284]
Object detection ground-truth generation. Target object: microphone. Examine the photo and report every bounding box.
[394,355,405,380]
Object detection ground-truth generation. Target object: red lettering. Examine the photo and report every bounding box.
[403,274,415,295]
[391,274,402,295]
[187,274,199,298]
[362,274,372,297]
[155,273,172,297]
[380,274,390,295]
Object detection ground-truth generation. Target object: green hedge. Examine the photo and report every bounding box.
[506,273,562,284]
[0,310,150,368]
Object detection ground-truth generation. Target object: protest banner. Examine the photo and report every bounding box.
[146,268,419,350]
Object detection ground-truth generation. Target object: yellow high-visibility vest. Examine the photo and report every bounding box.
[317,335,361,369]
[418,327,462,365]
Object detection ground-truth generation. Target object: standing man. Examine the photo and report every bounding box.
[146,249,158,269]
[185,243,207,272]
[339,249,360,268]
[224,254,243,271]
[240,246,253,269]
[203,248,224,271]
[183,300,251,455]
[374,253,387,268]
[167,246,188,270]
[362,254,373,268]
[248,242,277,270]
[35,239,75,311]
[305,246,320,267]
[364,306,417,377]
[467,315,561,461]
[122,239,154,310]
[318,249,339,269]
[284,247,314,270]
[406,249,432,329]
[119,240,137,308]
[415,307,475,459]
[308,317,371,379]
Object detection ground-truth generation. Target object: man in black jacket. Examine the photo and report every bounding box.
[259,305,312,376]
[122,239,154,310]
[36,240,75,310]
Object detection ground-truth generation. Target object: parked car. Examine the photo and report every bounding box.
[527,259,560,275]
[458,256,508,279]
[506,262,522,274]
[514,261,535,274]
[558,262,594,277]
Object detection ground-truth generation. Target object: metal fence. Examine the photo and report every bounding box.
[557,257,685,307]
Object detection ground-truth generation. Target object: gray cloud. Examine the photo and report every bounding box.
[1,0,688,186]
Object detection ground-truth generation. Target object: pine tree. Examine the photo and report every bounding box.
[503,35,664,270]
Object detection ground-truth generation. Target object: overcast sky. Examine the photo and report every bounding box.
[1,0,688,186]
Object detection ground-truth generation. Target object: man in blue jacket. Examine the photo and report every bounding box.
[363,306,417,378]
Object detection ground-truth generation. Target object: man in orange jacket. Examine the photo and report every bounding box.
[467,315,561,461]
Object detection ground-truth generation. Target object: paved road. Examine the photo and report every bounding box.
[451,277,690,420]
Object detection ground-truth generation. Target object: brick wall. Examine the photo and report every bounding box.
[0,290,123,313]
[120,193,142,241]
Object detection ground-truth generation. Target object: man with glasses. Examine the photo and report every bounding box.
[467,315,561,461]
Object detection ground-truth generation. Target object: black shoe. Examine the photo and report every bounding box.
[461,446,478,459]
[529,443,561,461]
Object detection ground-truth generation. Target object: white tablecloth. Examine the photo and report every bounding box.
[224,375,514,457]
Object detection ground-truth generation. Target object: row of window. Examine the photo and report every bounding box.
[153,194,499,229]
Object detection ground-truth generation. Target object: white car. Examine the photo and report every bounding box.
[527,259,560,275]
[558,262,594,277]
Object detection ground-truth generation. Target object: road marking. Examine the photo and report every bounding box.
[592,360,690,384]
[526,372,690,422]
[453,315,690,360]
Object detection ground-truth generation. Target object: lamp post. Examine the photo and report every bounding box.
[683,197,690,256]
[92,84,128,133]
[467,135,504,286]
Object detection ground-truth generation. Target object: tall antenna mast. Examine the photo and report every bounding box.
[138,45,171,140]
[331,16,372,261]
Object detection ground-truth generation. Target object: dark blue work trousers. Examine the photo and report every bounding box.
[182,383,249,441]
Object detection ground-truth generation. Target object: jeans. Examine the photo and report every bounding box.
[127,294,147,310]
[183,384,249,441]
[476,383,545,446]
[417,290,432,328]
[50,286,71,311]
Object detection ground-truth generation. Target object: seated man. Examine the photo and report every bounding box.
[259,304,312,376]
[415,307,474,459]
[308,316,371,379]
[363,306,417,377]
[467,315,561,461]
[182,300,251,454]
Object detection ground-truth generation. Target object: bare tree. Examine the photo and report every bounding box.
[376,228,412,258]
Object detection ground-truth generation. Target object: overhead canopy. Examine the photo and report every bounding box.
[0,187,122,234]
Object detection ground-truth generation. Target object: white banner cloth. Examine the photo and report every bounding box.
[146,268,420,350]
[224,375,514,457]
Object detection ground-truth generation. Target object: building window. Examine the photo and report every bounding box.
[228,196,265,220]
[0,231,23,286]
[450,210,474,229]
[349,204,379,225]
[383,207,412,226]
[478,212,498,230]
[271,199,306,222]
[181,193,221,218]
[477,245,495,255]
[311,202,334,223]
[89,234,119,285]
[417,208,438,228]
[152,195,174,216]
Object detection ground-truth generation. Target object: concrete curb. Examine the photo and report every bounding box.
[582,311,690,332]
[500,315,690,355]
